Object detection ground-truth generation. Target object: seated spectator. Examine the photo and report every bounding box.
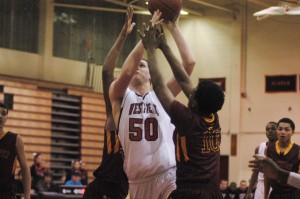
[65,170,82,186]
[65,160,81,183]
[80,160,88,185]
[228,182,237,199]
[30,153,48,191]
[236,180,248,199]
[220,179,229,199]
[35,171,59,193]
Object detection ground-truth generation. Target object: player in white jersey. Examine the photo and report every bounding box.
[109,11,195,199]
[119,88,175,180]
[118,88,176,198]
[246,122,277,199]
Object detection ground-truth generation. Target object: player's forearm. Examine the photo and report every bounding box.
[161,44,193,98]
[247,171,258,195]
[147,48,173,112]
[102,30,128,76]
[102,27,128,112]
[168,25,195,74]
[120,40,144,78]
[147,48,165,92]
[22,169,32,199]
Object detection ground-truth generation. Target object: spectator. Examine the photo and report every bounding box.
[65,160,81,183]
[236,180,248,199]
[35,171,58,193]
[30,153,48,191]
[80,160,88,185]
[65,171,82,186]
[228,182,237,199]
[220,179,230,199]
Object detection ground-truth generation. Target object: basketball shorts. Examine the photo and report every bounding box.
[129,167,176,199]
[83,178,128,199]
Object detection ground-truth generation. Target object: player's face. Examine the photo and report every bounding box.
[0,107,8,128]
[265,123,277,142]
[134,60,151,83]
[277,122,293,143]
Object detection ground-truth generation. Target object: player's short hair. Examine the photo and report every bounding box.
[194,80,225,115]
[0,102,8,114]
[278,118,295,131]
[268,121,277,125]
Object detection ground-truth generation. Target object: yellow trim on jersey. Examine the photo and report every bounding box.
[204,113,215,123]
[12,158,17,175]
[180,136,190,161]
[275,140,294,156]
[0,130,8,141]
[114,135,120,154]
[176,134,180,161]
[107,132,112,154]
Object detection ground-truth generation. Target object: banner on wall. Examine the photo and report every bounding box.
[199,77,226,91]
[265,75,297,92]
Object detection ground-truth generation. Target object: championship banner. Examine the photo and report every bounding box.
[265,75,297,92]
[199,77,226,91]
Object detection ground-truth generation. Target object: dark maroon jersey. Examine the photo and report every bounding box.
[267,142,300,194]
[170,100,221,189]
[0,131,17,190]
[84,130,128,199]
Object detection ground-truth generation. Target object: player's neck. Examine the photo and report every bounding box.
[130,83,150,97]
[268,139,277,145]
[279,140,292,148]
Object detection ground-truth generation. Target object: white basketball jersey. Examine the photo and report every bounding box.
[118,88,176,181]
[257,142,267,181]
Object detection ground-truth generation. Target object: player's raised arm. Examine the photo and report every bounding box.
[140,24,174,113]
[109,41,144,102]
[102,6,135,130]
[157,25,194,98]
[164,17,195,97]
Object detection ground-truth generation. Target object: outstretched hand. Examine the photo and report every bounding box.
[123,6,136,35]
[248,155,289,183]
[151,10,164,27]
[138,23,164,51]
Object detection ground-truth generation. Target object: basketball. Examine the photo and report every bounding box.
[148,0,182,22]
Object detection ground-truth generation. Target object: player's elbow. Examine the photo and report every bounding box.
[102,67,114,77]
[184,60,196,75]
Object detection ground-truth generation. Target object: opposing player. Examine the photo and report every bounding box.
[246,121,278,199]
[0,102,31,199]
[264,118,300,199]
[109,10,195,199]
[83,7,135,199]
[140,23,225,198]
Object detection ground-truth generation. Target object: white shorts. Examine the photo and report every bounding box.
[254,180,272,199]
[129,167,176,199]
[254,180,264,199]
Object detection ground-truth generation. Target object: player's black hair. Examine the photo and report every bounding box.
[267,121,277,128]
[278,118,295,131]
[0,101,8,114]
[193,80,225,115]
